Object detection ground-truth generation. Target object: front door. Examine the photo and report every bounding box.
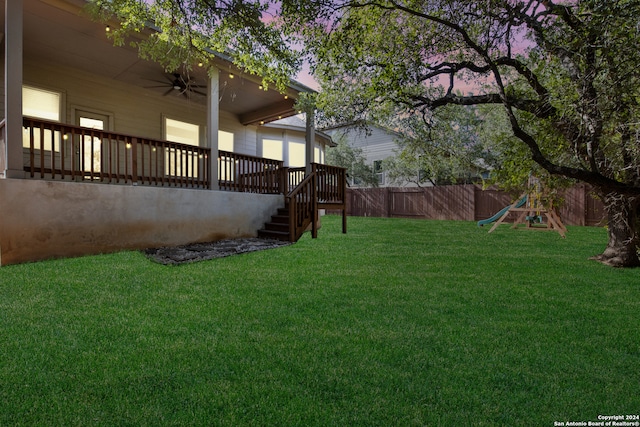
[76,110,109,177]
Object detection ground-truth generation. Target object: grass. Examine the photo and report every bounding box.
[0,216,639,426]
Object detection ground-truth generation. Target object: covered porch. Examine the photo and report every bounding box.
[2,0,316,181]
[0,0,346,265]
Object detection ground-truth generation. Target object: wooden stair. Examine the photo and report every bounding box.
[257,164,348,243]
[257,205,292,241]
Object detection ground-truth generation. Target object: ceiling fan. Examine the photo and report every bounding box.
[145,73,207,98]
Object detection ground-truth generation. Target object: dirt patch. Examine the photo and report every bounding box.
[144,238,291,265]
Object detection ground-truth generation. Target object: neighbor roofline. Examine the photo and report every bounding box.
[320,120,401,136]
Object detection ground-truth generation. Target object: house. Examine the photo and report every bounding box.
[322,123,412,187]
[0,0,346,266]
[324,122,490,187]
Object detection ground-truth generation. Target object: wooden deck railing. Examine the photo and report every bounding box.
[218,150,284,193]
[285,167,306,193]
[23,118,210,188]
[286,172,318,242]
[314,163,346,205]
[285,163,347,242]
[20,118,347,241]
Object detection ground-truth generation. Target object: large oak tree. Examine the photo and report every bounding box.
[91,0,640,266]
[287,0,640,267]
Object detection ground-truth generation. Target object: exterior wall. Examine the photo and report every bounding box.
[220,109,258,156]
[258,126,309,167]
[0,179,283,265]
[23,61,207,141]
[3,58,260,155]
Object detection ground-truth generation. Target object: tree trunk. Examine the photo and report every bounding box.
[590,191,640,268]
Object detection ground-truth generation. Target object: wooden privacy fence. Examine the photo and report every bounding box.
[342,184,606,226]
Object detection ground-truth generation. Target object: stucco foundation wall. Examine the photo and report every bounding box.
[0,179,283,265]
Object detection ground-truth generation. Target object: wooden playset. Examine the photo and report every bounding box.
[486,177,567,238]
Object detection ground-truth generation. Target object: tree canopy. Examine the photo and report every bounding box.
[283,0,640,267]
[383,104,495,186]
[88,0,302,90]
[89,0,640,266]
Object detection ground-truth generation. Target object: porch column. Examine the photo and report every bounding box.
[3,0,24,178]
[207,67,219,190]
[305,109,315,174]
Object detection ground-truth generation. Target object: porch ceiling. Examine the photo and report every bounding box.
[5,0,308,124]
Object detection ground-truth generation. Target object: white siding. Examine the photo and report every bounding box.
[326,125,407,187]
[17,59,259,152]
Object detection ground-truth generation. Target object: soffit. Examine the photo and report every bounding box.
[9,0,304,122]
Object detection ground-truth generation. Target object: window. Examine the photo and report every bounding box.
[262,139,283,161]
[374,160,385,185]
[314,145,324,164]
[79,116,105,174]
[23,86,60,121]
[217,131,235,181]
[288,141,305,167]
[165,118,200,146]
[219,130,234,152]
[80,117,104,130]
[22,86,62,151]
[164,118,201,177]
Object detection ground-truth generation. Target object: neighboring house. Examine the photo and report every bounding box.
[324,122,490,187]
[0,0,345,265]
[323,123,415,188]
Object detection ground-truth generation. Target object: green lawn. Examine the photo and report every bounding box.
[1,216,638,426]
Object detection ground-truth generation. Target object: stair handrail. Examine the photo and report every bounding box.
[284,163,347,242]
[285,172,317,242]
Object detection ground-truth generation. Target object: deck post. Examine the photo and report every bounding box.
[207,67,220,190]
[3,0,25,178]
[305,109,315,175]
[311,164,318,239]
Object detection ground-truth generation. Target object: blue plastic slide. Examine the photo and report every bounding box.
[477,195,527,227]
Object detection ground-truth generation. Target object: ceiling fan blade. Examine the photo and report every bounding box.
[144,79,172,85]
